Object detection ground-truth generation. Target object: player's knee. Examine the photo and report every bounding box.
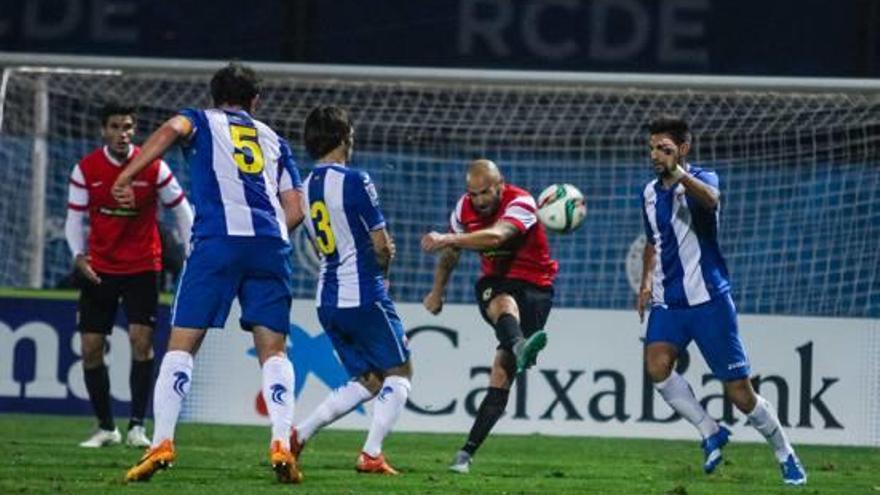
[489,359,515,389]
[645,357,674,383]
[384,360,413,380]
[80,335,105,368]
[130,342,154,361]
[358,372,384,395]
[724,379,757,412]
[487,296,518,323]
[644,345,677,382]
[129,335,154,361]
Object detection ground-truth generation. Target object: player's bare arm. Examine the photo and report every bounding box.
[423,246,461,315]
[279,189,305,231]
[112,116,193,207]
[369,228,396,277]
[637,242,656,322]
[422,220,519,252]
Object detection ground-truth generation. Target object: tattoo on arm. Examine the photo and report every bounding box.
[439,247,460,271]
[494,222,520,245]
[500,222,519,238]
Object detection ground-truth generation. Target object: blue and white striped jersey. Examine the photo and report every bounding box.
[178,108,301,242]
[301,164,387,308]
[642,166,731,308]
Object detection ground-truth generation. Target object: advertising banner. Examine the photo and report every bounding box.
[3,295,877,446]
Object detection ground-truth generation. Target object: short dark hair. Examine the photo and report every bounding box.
[648,116,692,145]
[304,105,353,160]
[210,62,260,108]
[100,102,136,126]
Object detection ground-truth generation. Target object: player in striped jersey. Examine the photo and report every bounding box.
[290,106,411,475]
[638,116,806,485]
[113,63,306,484]
[66,102,192,450]
[291,106,411,474]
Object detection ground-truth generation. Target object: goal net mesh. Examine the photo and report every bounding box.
[2,68,878,317]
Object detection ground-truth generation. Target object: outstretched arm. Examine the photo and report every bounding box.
[421,220,520,252]
[112,116,192,207]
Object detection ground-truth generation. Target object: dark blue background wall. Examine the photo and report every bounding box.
[1,0,877,76]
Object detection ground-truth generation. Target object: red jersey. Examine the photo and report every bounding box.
[450,184,558,287]
[67,146,180,274]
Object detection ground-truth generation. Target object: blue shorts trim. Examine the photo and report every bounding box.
[645,294,750,381]
[172,236,293,333]
[317,297,410,378]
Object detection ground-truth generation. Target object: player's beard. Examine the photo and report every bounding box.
[475,190,502,218]
[653,162,665,177]
[654,158,680,179]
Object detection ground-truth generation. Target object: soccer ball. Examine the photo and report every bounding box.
[536,183,587,233]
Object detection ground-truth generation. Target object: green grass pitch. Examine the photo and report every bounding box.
[1,414,877,494]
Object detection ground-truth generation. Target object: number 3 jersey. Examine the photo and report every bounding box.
[301,164,387,308]
[178,108,302,242]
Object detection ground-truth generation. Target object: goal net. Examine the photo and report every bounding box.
[1,63,878,318]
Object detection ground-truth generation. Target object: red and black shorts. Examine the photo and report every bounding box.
[77,271,159,334]
[474,276,554,342]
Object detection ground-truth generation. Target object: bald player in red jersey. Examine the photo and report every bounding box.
[422,159,557,474]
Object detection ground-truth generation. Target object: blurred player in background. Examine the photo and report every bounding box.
[637,116,807,485]
[291,106,412,475]
[422,159,556,473]
[112,63,305,484]
[65,102,192,449]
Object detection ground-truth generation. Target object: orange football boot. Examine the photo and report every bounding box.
[125,439,176,482]
[270,439,303,484]
[356,452,399,475]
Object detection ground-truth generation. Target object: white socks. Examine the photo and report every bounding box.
[748,395,794,462]
[655,372,720,439]
[297,380,373,443]
[151,350,194,447]
[363,376,411,457]
[262,355,296,448]
[656,374,795,462]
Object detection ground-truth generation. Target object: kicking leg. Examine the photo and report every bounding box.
[294,377,375,453]
[485,293,546,374]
